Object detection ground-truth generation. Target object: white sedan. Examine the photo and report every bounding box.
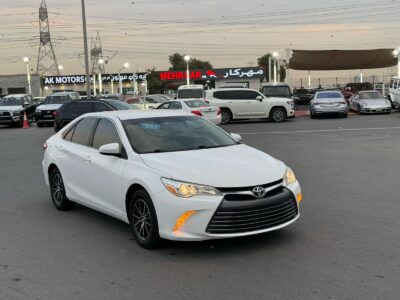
[157,99,221,124]
[42,110,302,249]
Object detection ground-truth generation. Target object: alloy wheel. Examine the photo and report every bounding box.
[132,199,152,241]
[272,109,285,122]
[51,173,64,205]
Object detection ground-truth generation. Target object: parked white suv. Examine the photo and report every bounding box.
[177,84,205,100]
[388,77,400,109]
[205,88,295,124]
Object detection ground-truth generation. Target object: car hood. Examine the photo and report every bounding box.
[37,104,62,111]
[359,99,389,107]
[0,105,22,111]
[140,144,286,187]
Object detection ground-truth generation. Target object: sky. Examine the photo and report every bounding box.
[0,0,399,85]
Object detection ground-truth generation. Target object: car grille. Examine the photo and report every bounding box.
[206,186,298,234]
[0,111,11,117]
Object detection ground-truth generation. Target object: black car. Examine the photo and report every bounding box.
[54,99,136,132]
[0,94,36,127]
[293,88,314,105]
[35,92,80,127]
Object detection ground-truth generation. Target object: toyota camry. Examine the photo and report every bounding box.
[42,110,302,248]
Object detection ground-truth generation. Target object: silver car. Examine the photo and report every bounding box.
[350,90,392,114]
[310,91,348,118]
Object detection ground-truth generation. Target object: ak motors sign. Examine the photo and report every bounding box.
[42,72,148,86]
[159,67,264,81]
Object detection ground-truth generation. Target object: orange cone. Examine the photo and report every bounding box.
[22,111,29,129]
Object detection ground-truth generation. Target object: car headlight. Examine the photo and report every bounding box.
[161,178,222,198]
[284,168,297,186]
[12,110,21,116]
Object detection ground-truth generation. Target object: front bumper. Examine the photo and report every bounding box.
[0,114,22,124]
[154,180,301,241]
[360,107,391,114]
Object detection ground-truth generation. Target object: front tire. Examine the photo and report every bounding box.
[129,190,160,249]
[49,168,75,211]
[270,107,287,122]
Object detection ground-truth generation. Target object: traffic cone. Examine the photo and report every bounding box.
[22,111,29,129]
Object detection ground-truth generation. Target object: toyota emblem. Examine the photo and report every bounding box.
[252,186,265,198]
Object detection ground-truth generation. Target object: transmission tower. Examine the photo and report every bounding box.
[90,31,106,74]
[36,0,60,75]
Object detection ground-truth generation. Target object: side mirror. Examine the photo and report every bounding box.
[230,133,242,143]
[24,102,30,106]
[99,143,121,157]
[256,95,263,101]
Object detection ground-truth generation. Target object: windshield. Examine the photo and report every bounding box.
[177,89,204,99]
[107,100,136,110]
[0,97,23,106]
[44,96,72,104]
[316,92,343,99]
[359,92,382,100]
[262,86,291,97]
[122,116,237,154]
[145,97,163,103]
[184,100,210,108]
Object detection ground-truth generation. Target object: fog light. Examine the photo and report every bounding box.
[173,211,196,234]
[297,193,302,203]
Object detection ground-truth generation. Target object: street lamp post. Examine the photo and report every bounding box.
[184,55,190,86]
[80,0,91,98]
[98,59,104,95]
[272,52,279,84]
[118,62,130,94]
[394,47,400,77]
[23,57,32,95]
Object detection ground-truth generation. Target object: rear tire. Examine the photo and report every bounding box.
[220,109,232,124]
[49,168,75,211]
[270,107,286,122]
[129,190,161,249]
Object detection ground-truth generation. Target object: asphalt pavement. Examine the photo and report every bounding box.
[1,114,399,300]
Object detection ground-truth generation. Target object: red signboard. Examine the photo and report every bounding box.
[158,68,264,81]
[159,71,202,81]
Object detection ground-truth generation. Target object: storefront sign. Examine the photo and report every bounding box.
[42,72,148,86]
[158,67,264,81]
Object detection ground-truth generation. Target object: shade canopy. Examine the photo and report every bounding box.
[287,49,397,71]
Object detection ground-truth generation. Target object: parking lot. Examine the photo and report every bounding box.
[1,114,399,299]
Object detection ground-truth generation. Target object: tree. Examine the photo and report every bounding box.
[257,53,286,82]
[168,53,213,70]
[146,67,165,94]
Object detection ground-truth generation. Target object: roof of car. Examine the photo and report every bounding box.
[83,109,191,120]
[208,88,259,92]
[261,82,291,87]
[3,94,29,98]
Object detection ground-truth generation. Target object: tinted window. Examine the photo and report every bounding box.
[92,119,121,149]
[169,102,182,109]
[177,89,204,99]
[106,100,136,110]
[63,125,76,141]
[316,92,343,99]
[122,116,237,154]
[235,90,260,100]
[359,92,382,99]
[157,102,170,109]
[262,86,291,97]
[94,102,112,112]
[62,102,76,114]
[73,102,93,115]
[44,96,72,104]
[71,118,97,146]
[213,91,229,100]
[184,100,210,108]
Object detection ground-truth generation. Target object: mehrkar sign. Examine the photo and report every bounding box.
[158,67,264,81]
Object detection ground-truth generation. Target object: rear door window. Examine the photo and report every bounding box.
[92,119,122,149]
[71,118,98,146]
[213,91,229,100]
[94,102,113,112]
[169,102,182,109]
[73,102,93,116]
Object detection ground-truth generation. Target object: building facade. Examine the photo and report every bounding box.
[0,74,41,97]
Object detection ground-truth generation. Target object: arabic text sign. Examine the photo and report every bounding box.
[42,72,148,86]
[158,67,264,81]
